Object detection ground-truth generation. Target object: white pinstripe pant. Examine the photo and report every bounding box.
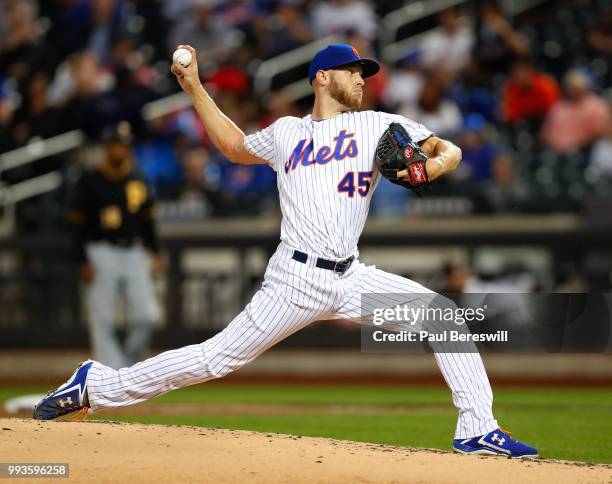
[88,242,498,439]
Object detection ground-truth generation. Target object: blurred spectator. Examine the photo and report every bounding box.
[163,108,207,144]
[131,1,168,62]
[204,65,250,98]
[383,52,424,111]
[473,0,529,77]
[399,73,462,139]
[443,260,472,292]
[109,36,155,83]
[162,0,195,20]
[259,90,301,128]
[0,0,48,82]
[67,60,156,139]
[420,6,474,76]
[585,10,612,88]
[219,0,265,31]
[11,71,62,145]
[443,260,535,293]
[485,153,531,212]
[135,139,182,198]
[501,58,560,123]
[108,36,142,69]
[215,92,256,132]
[168,0,240,71]
[451,76,498,124]
[312,0,378,40]
[87,0,129,64]
[220,160,277,215]
[49,51,113,109]
[588,103,612,177]
[45,1,89,57]
[57,52,111,132]
[256,1,313,58]
[542,69,610,154]
[586,11,612,55]
[0,91,16,151]
[49,0,129,62]
[453,114,499,181]
[179,144,223,215]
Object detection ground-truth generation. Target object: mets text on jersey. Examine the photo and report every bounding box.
[284,130,358,173]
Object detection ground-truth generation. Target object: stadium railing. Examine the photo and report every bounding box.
[253,35,339,104]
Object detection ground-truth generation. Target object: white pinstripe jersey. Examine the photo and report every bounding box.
[244,110,432,259]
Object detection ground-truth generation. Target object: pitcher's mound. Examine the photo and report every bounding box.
[0,418,609,483]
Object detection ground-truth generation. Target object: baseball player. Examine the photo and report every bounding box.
[67,122,165,369]
[35,44,537,458]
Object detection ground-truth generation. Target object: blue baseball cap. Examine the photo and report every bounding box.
[308,44,380,83]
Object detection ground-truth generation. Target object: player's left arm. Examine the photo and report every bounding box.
[417,136,463,182]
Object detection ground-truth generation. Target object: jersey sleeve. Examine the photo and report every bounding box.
[383,113,433,144]
[244,121,277,171]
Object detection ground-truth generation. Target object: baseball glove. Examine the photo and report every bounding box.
[375,122,429,193]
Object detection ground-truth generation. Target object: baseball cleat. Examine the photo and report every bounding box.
[33,360,94,421]
[453,428,539,458]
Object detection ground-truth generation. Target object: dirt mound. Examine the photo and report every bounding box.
[0,418,609,483]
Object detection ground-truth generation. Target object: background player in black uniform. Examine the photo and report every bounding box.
[68,121,164,369]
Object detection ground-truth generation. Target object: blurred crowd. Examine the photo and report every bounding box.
[1,0,612,227]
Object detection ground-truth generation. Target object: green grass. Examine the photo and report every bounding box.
[0,386,49,401]
[2,384,611,463]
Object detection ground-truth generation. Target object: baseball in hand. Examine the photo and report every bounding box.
[172,48,192,68]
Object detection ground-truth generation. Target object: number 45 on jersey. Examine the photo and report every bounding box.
[337,171,373,198]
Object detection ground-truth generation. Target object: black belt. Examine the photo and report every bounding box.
[292,250,355,274]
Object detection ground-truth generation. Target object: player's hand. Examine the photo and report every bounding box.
[171,45,201,96]
[81,263,95,284]
[151,253,167,275]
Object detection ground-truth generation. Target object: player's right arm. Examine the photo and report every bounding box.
[170,45,265,165]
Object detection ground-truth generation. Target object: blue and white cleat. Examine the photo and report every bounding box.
[453,428,539,458]
[33,360,94,421]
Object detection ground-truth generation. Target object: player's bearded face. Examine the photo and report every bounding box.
[328,71,363,110]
